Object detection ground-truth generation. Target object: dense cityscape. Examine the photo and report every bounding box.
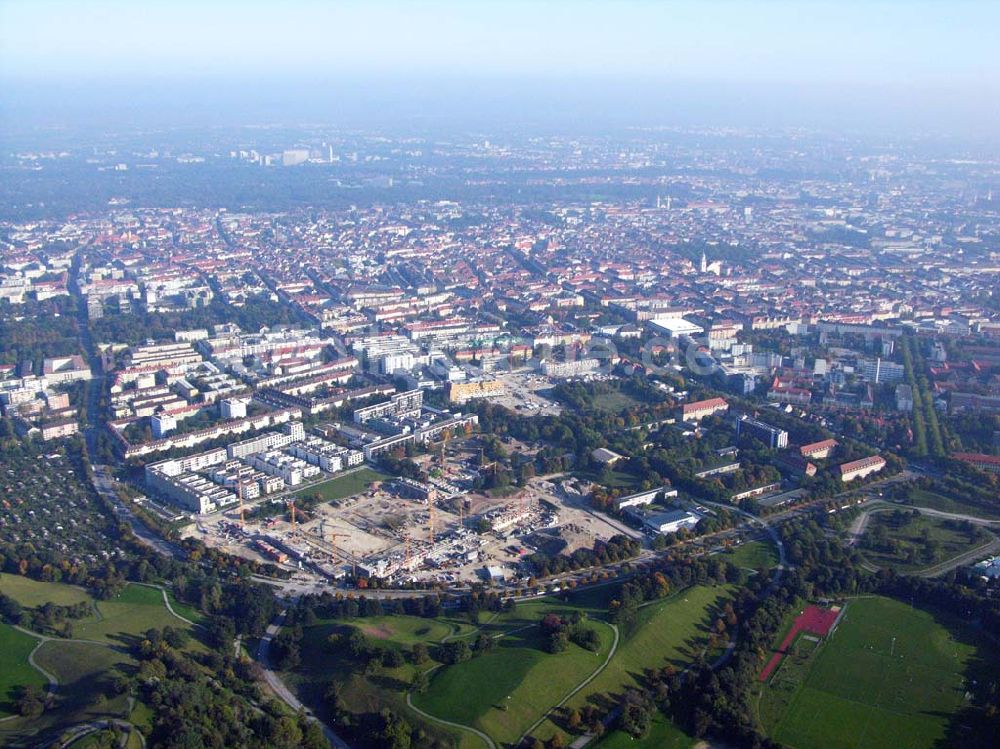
[2,2,1000,749]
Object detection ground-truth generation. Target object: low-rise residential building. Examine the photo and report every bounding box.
[839,455,886,482]
[681,397,729,422]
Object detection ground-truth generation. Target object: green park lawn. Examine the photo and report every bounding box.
[759,596,999,749]
[165,590,206,625]
[1,577,203,745]
[294,468,393,503]
[0,622,48,718]
[574,467,643,490]
[0,573,92,608]
[589,390,641,414]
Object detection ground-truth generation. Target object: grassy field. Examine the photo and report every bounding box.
[759,596,998,749]
[28,640,134,732]
[906,488,1000,520]
[723,540,779,570]
[0,623,47,718]
[294,468,393,503]
[72,584,191,645]
[0,573,92,608]
[860,513,990,572]
[574,467,642,490]
[529,584,730,745]
[596,713,695,749]
[589,391,641,414]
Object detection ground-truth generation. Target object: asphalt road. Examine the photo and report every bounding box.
[257,610,352,749]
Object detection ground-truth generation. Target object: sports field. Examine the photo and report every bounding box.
[759,596,997,749]
[725,540,779,570]
[294,467,392,502]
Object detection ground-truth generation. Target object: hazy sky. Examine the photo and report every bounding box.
[1,1,998,135]
[2,0,997,84]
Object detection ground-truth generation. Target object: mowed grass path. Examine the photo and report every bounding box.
[761,596,996,749]
[0,623,48,718]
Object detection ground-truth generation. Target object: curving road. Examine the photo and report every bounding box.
[257,610,351,749]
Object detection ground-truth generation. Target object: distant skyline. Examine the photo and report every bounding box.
[1,1,999,137]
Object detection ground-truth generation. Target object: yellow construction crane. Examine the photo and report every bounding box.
[325,529,357,579]
[428,489,436,545]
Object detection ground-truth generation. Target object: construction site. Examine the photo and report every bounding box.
[179,432,637,588]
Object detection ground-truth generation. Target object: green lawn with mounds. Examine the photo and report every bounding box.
[0,578,202,746]
[279,612,482,749]
[0,573,92,608]
[758,596,1000,749]
[294,467,393,503]
[859,512,992,572]
[0,622,48,718]
[282,584,722,749]
[413,618,615,746]
[24,640,134,732]
[519,584,730,746]
[722,540,779,570]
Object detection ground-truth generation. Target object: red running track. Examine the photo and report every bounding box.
[759,604,841,681]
